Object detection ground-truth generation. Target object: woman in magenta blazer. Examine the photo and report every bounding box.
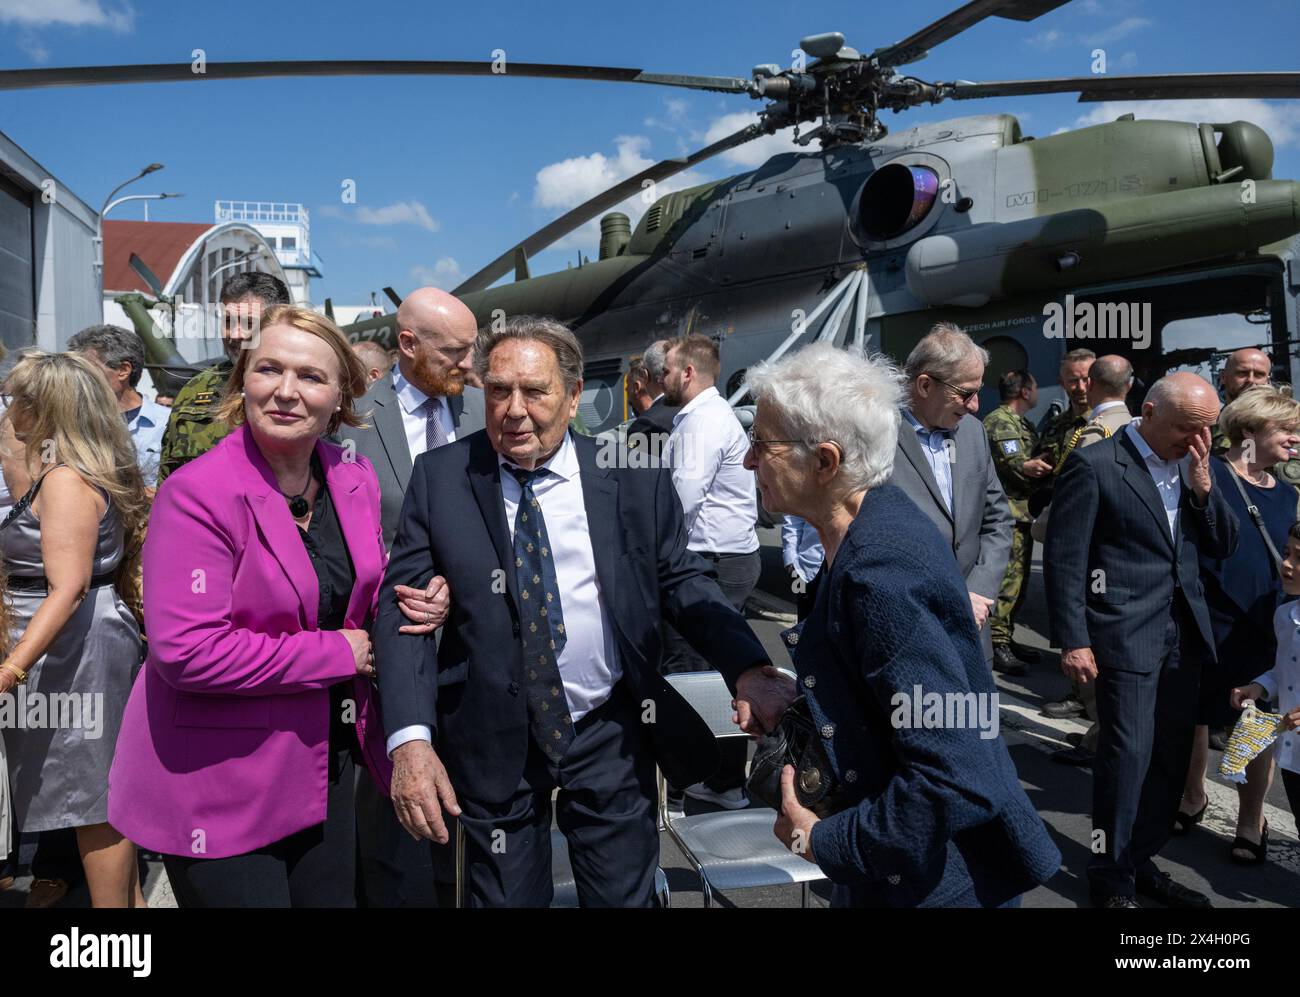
[109,304,442,907]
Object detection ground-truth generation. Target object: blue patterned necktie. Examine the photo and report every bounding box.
[508,466,573,760]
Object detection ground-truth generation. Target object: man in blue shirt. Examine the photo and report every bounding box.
[68,324,170,490]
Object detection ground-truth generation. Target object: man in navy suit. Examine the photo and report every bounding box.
[1045,372,1238,908]
[374,316,787,907]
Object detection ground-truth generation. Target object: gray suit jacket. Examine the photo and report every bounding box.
[348,374,485,549]
[886,411,1014,658]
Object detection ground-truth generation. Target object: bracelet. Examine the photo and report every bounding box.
[1,662,27,685]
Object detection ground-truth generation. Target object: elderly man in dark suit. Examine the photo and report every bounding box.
[374,315,788,907]
[886,323,1013,666]
[1045,372,1238,908]
[343,286,484,907]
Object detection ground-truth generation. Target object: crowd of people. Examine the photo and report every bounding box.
[0,269,1296,909]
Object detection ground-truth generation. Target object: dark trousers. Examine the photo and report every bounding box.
[1281,768,1300,839]
[162,747,357,908]
[457,684,658,908]
[32,828,83,883]
[1089,598,1201,900]
[661,549,760,792]
[354,764,452,907]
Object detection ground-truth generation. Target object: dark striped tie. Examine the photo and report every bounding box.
[508,466,573,760]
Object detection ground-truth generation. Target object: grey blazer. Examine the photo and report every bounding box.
[886,411,1014,658]
[347,374,485,549]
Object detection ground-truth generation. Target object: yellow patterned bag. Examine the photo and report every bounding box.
[1219,701,1285,784]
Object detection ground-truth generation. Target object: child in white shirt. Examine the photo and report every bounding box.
[1231,524,1300,836]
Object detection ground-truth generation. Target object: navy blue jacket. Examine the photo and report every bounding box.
[374,430,769,804]
[1044,428,1239,670]
[801,485,1060,907]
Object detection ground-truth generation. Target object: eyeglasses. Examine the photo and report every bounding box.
[746,427,805,454]
[926,374,982,404]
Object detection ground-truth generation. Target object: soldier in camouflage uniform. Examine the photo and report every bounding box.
[1209,347,1300,487]
[984,369,1054,675]
[156,272,291,485]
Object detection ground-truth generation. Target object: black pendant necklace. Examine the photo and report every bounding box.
[282,466,315,519]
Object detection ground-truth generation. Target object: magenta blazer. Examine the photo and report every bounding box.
[109,424,394,859]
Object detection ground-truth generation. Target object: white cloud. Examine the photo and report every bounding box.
[531,134,710,250]
[1084,16,1152,46]
[349,200,438,232]
[410,258,464,290]
[1114,51,1139,71]
[1025,28,1064,50]
[700,111,804,169]
[17,33,48,62]
[0,0,134,30]
[1072,99,1300,148]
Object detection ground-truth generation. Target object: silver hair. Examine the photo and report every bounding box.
[473,315,584,393]
[642,339,669,382]
[66,324,146,387]
[902,322,989,386]
[745,342,904,492]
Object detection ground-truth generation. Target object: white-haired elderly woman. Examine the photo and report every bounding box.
[743,342,1060,907]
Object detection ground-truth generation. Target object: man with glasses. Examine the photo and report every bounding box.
[346,285,484,908]
[887,323,1013,664]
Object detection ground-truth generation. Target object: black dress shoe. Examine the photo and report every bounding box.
[1065,731,1084,747]
[1097,895,1141,908]
[993,645,1028,676]
[1135,871,1212,909]
[1051,745,1094,767]
[1042,697,1086,719]
[1010,641,1042,663]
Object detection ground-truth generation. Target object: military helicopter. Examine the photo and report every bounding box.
[8,0,1299,428]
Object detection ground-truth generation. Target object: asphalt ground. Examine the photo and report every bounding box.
[3,531,1295,909]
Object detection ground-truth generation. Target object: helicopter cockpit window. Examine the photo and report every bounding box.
[859,164,941,242]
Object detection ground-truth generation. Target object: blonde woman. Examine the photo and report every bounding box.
[0,352,148,907]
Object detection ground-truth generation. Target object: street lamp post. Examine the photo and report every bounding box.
[94,163,163,298]
[102,192,183,224]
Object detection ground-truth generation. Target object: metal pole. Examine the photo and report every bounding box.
[726,269,858,406]
[815,269,861,345]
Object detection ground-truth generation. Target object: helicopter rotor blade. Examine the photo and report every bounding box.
[0,59,754,95]
[871,0,1073,67]
[946,72,1300,102]
[453,121,771,295]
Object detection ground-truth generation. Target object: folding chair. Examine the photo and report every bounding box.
[660,670,827,907]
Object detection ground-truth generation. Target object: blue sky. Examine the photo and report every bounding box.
[1,0,1297,313]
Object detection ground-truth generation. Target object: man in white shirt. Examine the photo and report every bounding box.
[661,334,761,809]
[67,325,170,491]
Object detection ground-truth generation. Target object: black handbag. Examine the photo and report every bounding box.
[746,696,846,818]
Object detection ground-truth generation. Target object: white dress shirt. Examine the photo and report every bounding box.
[665,386,758,554]
[901,408,954,514]
[392,368,457,463]
[1125,422,1181,540]
[1255,599,1300,774]
[386,432,620,757]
